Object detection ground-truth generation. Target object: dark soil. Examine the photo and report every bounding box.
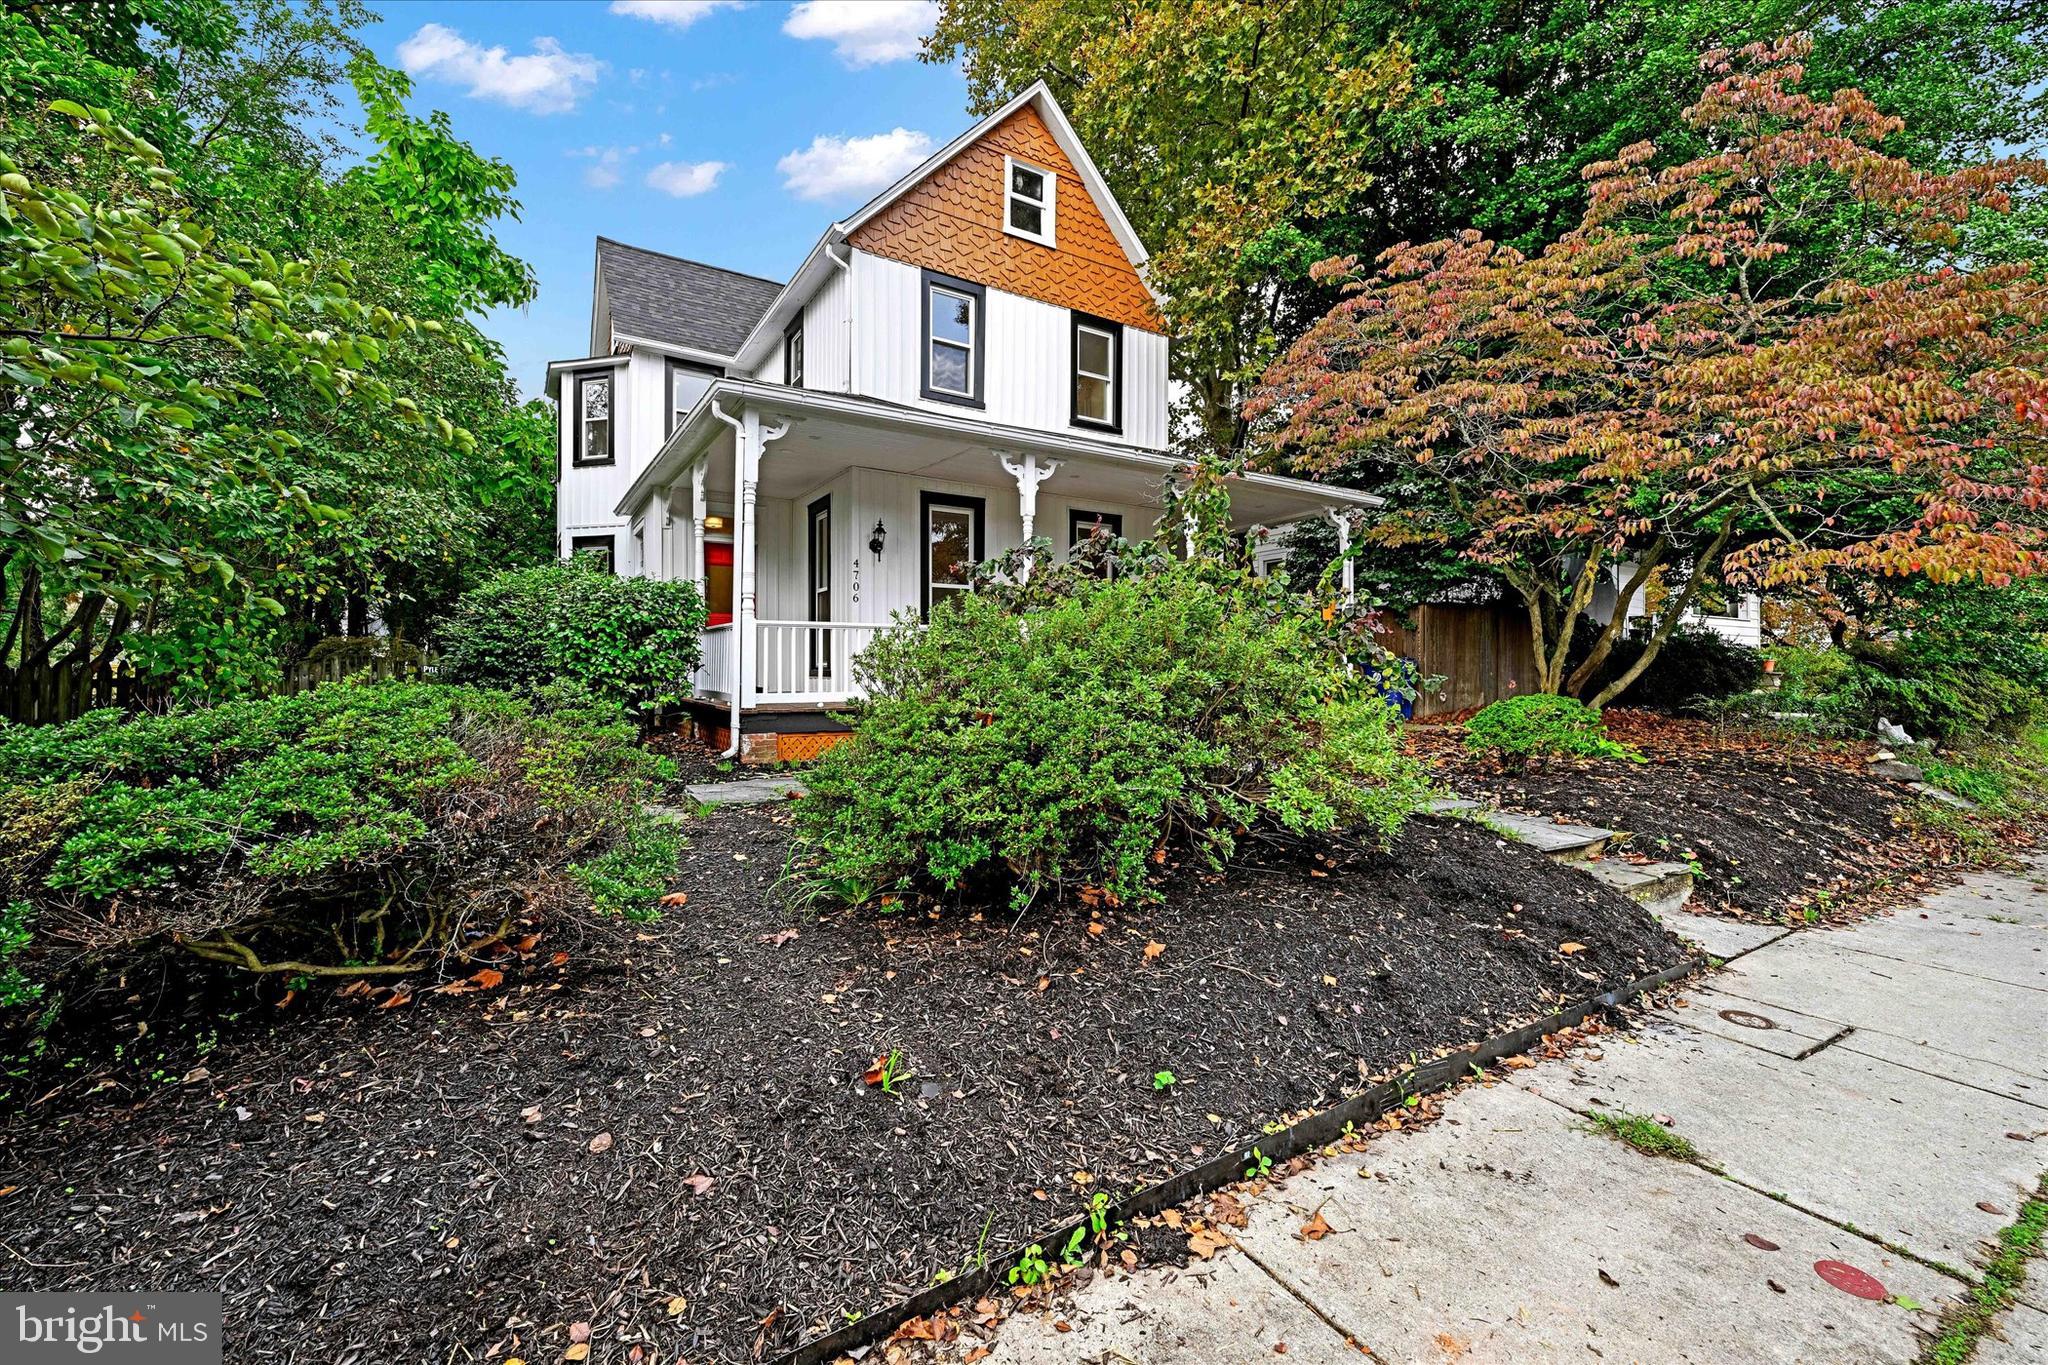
[641,724,732,788]
[1412,711,1925,920]
[0,809,1685,1364]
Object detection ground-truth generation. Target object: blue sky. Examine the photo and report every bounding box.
[351,1,969,396]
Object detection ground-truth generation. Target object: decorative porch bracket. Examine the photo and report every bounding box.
[998,451,1060,579]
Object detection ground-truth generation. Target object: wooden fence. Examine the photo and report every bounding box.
[1373,603,1536,718]
[4,662,171,727]
[281,651,433,695]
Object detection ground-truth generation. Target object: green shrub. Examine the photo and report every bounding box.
[0,682,672,998]
[790,555,1429,911]
[1465,694,1639,764]
[1571,622,1763,711]
[439,558,706,714]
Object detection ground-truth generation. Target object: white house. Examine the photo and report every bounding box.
[545,84,1378,762]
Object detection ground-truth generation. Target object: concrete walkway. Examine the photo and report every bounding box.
[941,859,2048,1364]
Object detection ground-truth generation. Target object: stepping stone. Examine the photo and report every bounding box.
[680,777,805,807]
[1649,909,1789,962]
[1422,797,1483,815]
[1910,781,1977,809]
[1483,810,1614,860]
[1583,858,1693,915]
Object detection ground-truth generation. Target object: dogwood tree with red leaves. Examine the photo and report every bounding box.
[1248,36,2048,705]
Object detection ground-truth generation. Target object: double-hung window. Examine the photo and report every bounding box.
[1070,312,1121,432]
[574,371,614,466]
[665,360,718,437]
[920,270,984,407]
[1003,156,1055,246]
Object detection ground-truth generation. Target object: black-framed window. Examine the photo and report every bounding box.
[1068,508,1123,549]
[665,359,720,437]
[573,371,614,466]
[807,494,831,674]
[1070,311,1122,432]
[569,533,616,573]
[920,269,985,408]
[919,490,986,619]
[784,313,805,389]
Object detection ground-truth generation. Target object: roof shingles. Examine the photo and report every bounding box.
[595,237,782,357]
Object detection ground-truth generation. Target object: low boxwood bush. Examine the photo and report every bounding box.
[790,554,1430,911]
[0,682,676,1001]
[1465,694,1640,764]
[439,558,706,714]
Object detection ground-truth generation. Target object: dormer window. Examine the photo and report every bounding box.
[1004,155,1055,247]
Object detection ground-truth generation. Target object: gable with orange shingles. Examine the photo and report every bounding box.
[848,104,1163,334]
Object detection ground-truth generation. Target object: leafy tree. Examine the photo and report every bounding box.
[0,100,471,714]
[1250,39,2048,705]
[926,0,1412,452]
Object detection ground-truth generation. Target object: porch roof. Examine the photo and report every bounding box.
[613,379,1383,527]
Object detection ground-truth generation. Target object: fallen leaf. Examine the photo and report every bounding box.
[758,928,799,946]
[1087,922,1106,936]
[568,1323,591,1344]
[1767,1279,1786,1293]
[1036,976,1050,992]
[666,1296,688,1317]
[564,1347,589,1363]
[1143,940,1166,960]
[1559,942,1587,955]
[1072,1170,1094,1185]
[1160,1209,1184,1228]
[379,988,413,1010]
[1053,1320,1072,1333]
[659,892,689,906]
[684,1173,715,1197]
[964,1350,992,1363]
[520,1104,543,1124]
[1597,1268,1619,1287]
[1978,1201,2006,1215]
[1743,1234,1780,1251]
[1187,1225,1230,1260]
[587,1132,614,1154]
[1275,1344,1289,1355]
[1300,1211,1332,1241]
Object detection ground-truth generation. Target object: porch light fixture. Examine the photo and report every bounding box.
[868,519,888,559]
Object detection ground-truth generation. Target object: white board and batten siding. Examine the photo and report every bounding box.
[847,251,1169,450]
[557,349,677,559]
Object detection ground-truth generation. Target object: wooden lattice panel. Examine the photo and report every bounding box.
[849,105,1163,333]
[772,731,852,764]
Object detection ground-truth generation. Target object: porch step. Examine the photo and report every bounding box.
[1481,810,1615,861]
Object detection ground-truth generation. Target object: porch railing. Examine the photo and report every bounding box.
[753,620,888,704]
[695,622,736,701]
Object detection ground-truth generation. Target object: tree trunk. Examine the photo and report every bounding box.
[1586,525,1735,709]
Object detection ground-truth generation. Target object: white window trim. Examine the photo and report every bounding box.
[1002,154,1056,248]
[927,284,978,400]
[1074,320,1117,426]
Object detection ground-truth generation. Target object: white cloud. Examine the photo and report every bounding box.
[777,127,932,202]
[571,144,639,190]
[396,24,602,114]
[610,0,747,29]
[782,1,938,68]
[646,159,728,197]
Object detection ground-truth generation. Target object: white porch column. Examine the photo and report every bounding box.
[998,451,1059,577]
[1326,508,1355,607]
[689,460,708,598]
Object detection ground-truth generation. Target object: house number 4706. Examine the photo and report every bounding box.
[850,555,861,606]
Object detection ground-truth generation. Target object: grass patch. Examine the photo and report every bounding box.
[1920,1177,2048,1365]
[1585,1108,1700,1161]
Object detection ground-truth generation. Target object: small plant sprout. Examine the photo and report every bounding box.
[1152,1070,1177,1090]
[1244,1146,1275,1180]
[1060,1224,1088,1266]
[1007,1244,1051,1287]
[863,1049,913,1094]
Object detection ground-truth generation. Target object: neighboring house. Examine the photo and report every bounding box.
[1591,564,1765,649]
[546,83,1376,762]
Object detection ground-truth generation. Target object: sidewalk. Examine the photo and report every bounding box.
[946,860,2048,1363]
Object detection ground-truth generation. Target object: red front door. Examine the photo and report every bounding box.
[705,541,734,626]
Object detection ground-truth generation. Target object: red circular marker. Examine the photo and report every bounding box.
[1814,1259,1888,1301]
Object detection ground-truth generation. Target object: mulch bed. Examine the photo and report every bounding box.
[1410,710,1932,921]
[0,809,1686,1364]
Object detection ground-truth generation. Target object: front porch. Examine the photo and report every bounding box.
[617,381,1380,756]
